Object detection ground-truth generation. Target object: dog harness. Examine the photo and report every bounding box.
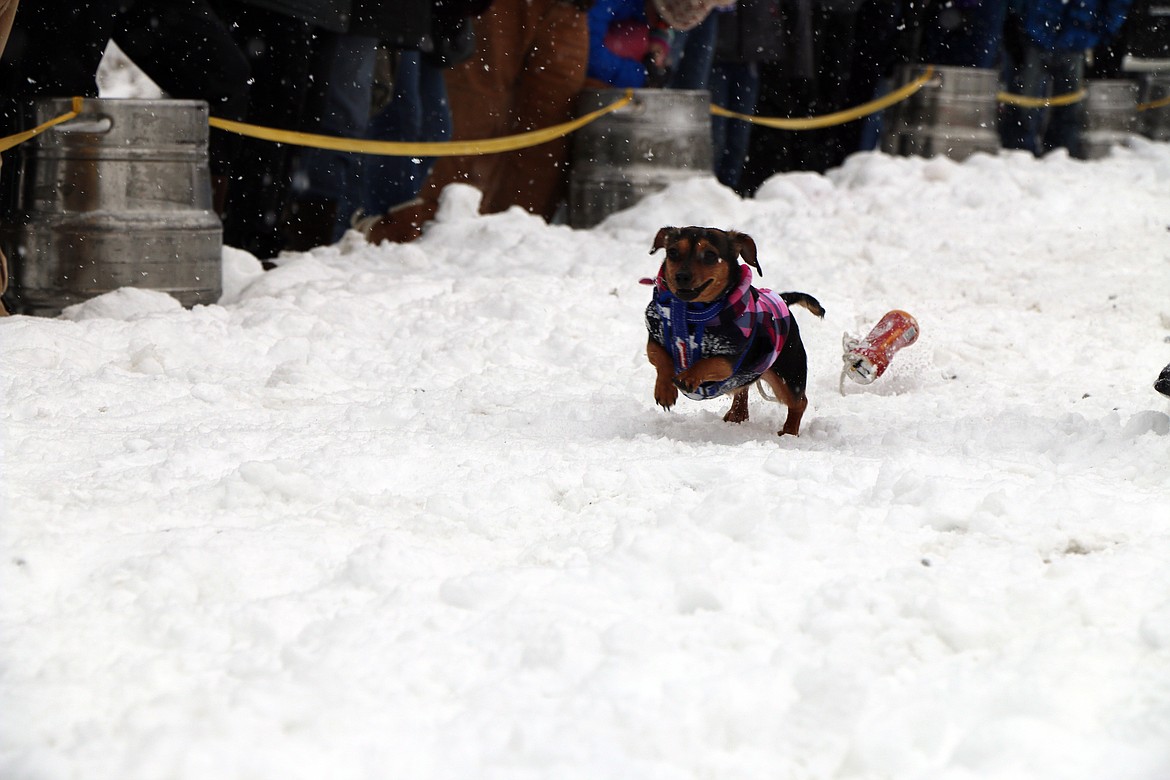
[646,263,791,400]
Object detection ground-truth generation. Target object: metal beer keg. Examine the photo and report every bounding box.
[881,65,1001,161]
[3,98,222,316]
[569,88,714,229]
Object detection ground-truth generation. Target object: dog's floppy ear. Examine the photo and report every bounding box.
[651,226,677,254]
[730,231,761,276]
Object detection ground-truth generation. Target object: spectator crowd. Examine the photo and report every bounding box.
[0,0,1164,258]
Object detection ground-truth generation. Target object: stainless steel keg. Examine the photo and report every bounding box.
[4,98,222,316]
[1080,80,1140,159]
[569,88,714,229]
[881,65,1001,161]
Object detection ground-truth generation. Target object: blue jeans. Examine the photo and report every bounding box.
[360,50,452,216]
[1000,45,1087,157]
[669,12,719,91]
[710,61,760,190]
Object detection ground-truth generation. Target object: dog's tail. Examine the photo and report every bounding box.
[780,292,826,319]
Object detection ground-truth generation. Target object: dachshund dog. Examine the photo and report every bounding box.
[644,226,824,436]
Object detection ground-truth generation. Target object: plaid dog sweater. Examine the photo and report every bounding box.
[645,263,791,400]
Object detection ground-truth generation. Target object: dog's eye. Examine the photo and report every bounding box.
[666,248,680,261]
[702,250,720,265]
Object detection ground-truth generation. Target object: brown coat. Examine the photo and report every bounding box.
[0,0,17,54]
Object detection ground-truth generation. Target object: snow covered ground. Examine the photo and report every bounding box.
[2,59,1170,780]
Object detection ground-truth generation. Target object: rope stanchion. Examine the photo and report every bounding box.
[0,96,85,154]
[208,89,635,156]
[711,66,937,130]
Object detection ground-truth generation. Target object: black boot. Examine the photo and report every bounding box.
[1156,363,1170,397]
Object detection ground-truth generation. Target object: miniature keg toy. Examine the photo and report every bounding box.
[840,310,920,393]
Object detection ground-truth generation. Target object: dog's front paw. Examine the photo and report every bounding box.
[654,380,678,410]
[673,368,703,393]
[674,358,732,394]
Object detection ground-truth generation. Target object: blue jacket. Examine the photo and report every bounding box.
[1010,0,1133,51]
[587,0,650,87]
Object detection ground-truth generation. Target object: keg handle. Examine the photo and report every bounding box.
[54,112,114,135]
[618,93,648,118]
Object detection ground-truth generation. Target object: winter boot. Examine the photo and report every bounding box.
[1156,363,1170,397]
[359,198,435,245]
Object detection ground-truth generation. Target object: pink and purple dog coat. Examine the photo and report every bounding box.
[645,263,791,400]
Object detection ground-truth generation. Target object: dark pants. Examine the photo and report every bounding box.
[741,7,861,188]
[361,51,452,217]
[669,12,719,91]
[710,61,760,191]
[293,32,380,241]
[918,0,1008,69]
[1000,46,1086,158]
[206,1,317,259]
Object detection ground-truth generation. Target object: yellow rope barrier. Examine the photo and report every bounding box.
[1138,93,1170,112]
[1,80,1162,160]
[0,96,84,154]
[207,89,635,156]
[711,66,937,130]
[996,89,1087,108]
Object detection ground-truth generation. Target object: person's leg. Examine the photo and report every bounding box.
[366,1,528,243]
[740,60,815,190]
[711,61,759,189]
[821,7,866,169]
[917,0,1006,68]
[416,0,527,214]
[482,0,588,218]
[964,0,1008,69]
[411,57,453,194]
[361,51,451,215]
[362,51,423,216]
[1000,44,1048,155]
[710,63,731,181]
[208,1,316,259]
[1041,48,1086,157]
[287,32,378,248]
[669,12,718,91]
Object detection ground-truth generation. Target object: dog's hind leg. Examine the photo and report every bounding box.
[760,370,807,436]
[723,387,750,423]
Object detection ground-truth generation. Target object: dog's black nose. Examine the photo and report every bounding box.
[674,270,692,286]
